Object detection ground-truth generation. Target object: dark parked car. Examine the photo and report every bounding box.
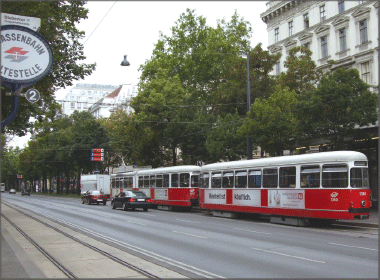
[21,190,30,196]
[111,190,151,211]
[82,190,107,205]
[9,189,16,194]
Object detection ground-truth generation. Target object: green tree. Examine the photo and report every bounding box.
[277,46,322,95]
[240,85,299,156]
[206,112,247,162]
[137,9,254,164]
[298,67,378,150]
[1,1,95,136]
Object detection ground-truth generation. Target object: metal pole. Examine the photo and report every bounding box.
[246,51,252,159]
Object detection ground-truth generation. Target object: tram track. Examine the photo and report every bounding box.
[1,202,165,279]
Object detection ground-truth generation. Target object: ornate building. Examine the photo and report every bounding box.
[261,1,379,206]
[261,0,378,94]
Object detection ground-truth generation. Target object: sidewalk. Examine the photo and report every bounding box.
[335,208,378,228]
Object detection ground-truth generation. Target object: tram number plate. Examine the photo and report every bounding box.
[360,192,366,196]
[137,199,145,202]
[331,198,338,202]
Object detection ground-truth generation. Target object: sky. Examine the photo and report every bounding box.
[8,1,269,147]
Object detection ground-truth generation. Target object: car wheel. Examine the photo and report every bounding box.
[143,207,148,212]
[122,203,128,211]
[87,199,91,205]
[97,202,99,205]
[103,201,107,206]
[111,202,116,209]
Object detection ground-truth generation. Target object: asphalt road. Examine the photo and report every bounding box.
[1,194,378,279]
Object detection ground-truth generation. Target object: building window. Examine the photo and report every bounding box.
[70,102,75,109]
[361,62,370,84]
[339,28,347,51]
[359,19,368,44]
[77,103,81,109]
[320,5,326,22]
[275,59,281,75]
[288,21,294,36]
[338,1,345,14]
[274,28,279,42]
[321,36,328,58]
[83,102,87,109]
[304,13,309,29]
[304,42,310,50]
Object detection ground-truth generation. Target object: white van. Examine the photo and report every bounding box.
[1,183,5,192]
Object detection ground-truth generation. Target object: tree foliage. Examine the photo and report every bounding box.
[297,67,378,150]
[240,85,299,156]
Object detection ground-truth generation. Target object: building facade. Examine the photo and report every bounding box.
[59,83,119,116]
[261,0,379,205]
[261,0,378,94]
[88,84,138,119]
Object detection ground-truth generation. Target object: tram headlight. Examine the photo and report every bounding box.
[361,200,366,207]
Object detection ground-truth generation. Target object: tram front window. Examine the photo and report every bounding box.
[350,168,369,188]
[322,164,348,188]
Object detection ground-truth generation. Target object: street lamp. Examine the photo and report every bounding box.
[243,51,252,160]
[121,55,130,66]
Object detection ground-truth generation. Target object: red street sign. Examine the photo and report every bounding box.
[91,156,103,161]
[92,148,104,153]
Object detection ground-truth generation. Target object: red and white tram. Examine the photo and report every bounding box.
[111,166,201,209]
[199,151,371,224]
[136,166,201,209]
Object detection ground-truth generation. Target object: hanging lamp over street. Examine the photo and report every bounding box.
[121,55,130,66]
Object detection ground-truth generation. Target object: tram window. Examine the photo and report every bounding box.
[222,172,234,188]
[144,176,150,188]
[180,173,190,188]
[127,177,133,188]
[150,176,156,188]
[138,176,144,188]
[350,168,369,188]
[235,171,247,188]
[123,178,128,188]
[201,174,209,188]
[156,175,163,188]
[322,164,348,188]
[211,172,222,188]
[191,173,200,187]
[163,174,169,188]
[248,170,261,188]
[279,167,296,188]
[116,178,120,188]
[263,168,278,188]
[301,166,320,188]
[111,178,116,188]
[172,174,179,188]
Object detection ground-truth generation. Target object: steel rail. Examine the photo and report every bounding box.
[2,202,161,280]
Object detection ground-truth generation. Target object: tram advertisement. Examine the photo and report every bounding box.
[204,189,226,204]
[154,189,168,200]
[232,190,261,206]
[268,190,305,209]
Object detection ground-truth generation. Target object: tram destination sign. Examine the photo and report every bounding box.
[1,25,53,90]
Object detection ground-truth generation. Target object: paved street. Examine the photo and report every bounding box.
[1,194,378,279]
